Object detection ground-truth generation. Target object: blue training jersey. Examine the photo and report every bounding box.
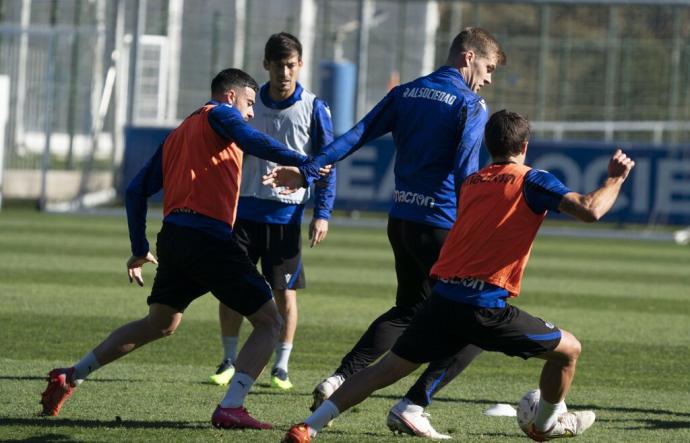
[434,167,572,308]
[299,66,489,229]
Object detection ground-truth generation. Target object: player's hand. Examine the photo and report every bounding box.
[262,166,307,194]
[126,252,158,287]
[608,149,635,181]
[315,164,334,189]
[309,218,329,247]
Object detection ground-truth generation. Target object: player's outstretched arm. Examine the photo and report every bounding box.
[559,149,635,223]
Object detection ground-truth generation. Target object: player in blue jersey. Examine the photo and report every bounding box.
[39,69,313,430]
[281,111,633,443]
[208,32,336,390]
[265,27,506,438]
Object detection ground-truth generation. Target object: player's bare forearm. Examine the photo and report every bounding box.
[559,149,634,222]
[560,178,624,223]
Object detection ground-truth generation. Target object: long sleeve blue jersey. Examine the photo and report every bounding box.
[299,66,489,229]
[125,101,308,257]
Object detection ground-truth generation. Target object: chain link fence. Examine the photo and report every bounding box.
[0,0,689,205]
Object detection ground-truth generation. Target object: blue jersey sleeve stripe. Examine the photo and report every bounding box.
[287,260,303,289]
[526,331,562,342]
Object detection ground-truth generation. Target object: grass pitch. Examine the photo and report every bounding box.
[0,208,689,442]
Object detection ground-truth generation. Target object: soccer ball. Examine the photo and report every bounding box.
[516,389,541,433]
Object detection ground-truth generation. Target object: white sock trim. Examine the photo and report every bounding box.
[73,352,100,384]
[305,399,340,432]
[220,372,255,408]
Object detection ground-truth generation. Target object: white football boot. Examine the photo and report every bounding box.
[310,374,344,411]
[527,411,596,441]
[387,398,452,440]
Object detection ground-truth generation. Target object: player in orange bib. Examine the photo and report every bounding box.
[40,68,313,430]
[282,110,635,442]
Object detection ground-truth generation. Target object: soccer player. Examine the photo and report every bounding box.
[40,68,312,430]
[209,32,335,391]
[281,110,635,442]
[265,27,505,438]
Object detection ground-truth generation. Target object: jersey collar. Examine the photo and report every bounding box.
[436,65,475,96]
[259,82,304,110]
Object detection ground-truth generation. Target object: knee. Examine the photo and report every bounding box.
[555,331,581,365]
[147,316,178,337]
[255,308,284,338]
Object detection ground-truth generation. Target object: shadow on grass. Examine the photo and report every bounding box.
[2,433,78,442]
[0,375,134,383]
[372,394,690,420]
[598,417,690,431]
[0,417,207,430]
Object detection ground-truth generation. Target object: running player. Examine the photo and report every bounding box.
[40,68,311,430]
[265,27,505,438]
[209,33,335,391]
[281,110,635,442]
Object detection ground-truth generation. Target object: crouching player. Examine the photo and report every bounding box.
[40,68,311,430]
[279,110,635,441]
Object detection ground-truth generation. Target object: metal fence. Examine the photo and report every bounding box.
[0,0,689,205]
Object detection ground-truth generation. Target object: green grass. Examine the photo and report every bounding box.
[0,208,689,442]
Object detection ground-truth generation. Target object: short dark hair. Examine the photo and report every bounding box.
[211,68,259,95]
[264,32,302,62]
[448,27,506,65]
[484,110,531,158]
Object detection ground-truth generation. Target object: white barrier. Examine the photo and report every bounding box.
[0,75,10,210]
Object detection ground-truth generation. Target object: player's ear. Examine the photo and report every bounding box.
[225,88,237,105]
[263,59,270,71]
[463,50,474,65]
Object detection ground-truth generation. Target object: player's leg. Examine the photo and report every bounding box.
[210,218,261,385]
[402,344,483,407]
[213,297,282,430]
[473,303,594,439]
[271,288,297,389]
[386,219,483,436]
[204,231,282,429]
[41,222,203,416]
[328,217,431,378]
[528,329,594,439]
[40,303,184,417]
[209,304,243,385]
[284,352,420,442]
[286,292,460,441]
[265,222,304,390]
[312,217,442,411]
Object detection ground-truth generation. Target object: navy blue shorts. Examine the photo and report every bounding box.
[147,223,273,315]
[392,293,562,363]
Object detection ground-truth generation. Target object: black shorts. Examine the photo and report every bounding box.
[387,217,449,309]
[147,223,273,316]
[233,218,305,291]
[392,294,562,363]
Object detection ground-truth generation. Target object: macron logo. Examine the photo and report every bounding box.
[393,190,435,208]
